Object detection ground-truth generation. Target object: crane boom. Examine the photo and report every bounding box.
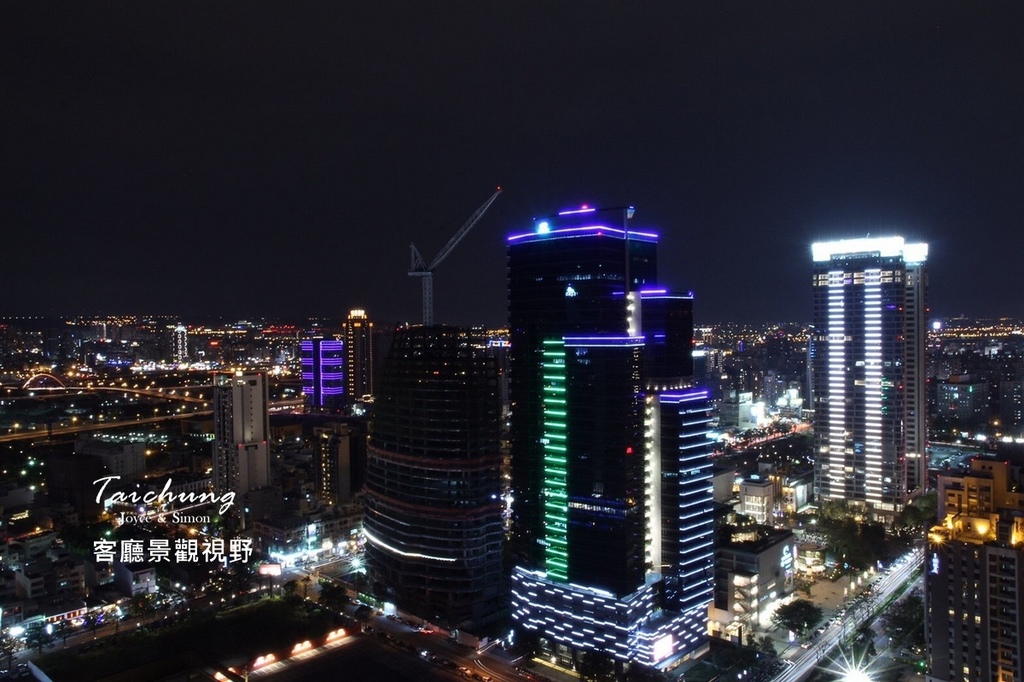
[408,187,502,326]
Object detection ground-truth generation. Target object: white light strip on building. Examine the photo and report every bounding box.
[363,527,457,563]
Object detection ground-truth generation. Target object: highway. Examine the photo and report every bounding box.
[771,546,924,682]
[0,411,211,443]
[0,398,303,443]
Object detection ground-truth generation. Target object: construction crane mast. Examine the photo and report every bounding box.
[409,187,502,326]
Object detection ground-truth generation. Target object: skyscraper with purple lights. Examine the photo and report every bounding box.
[508,207,713,672]
[300,338,345,411]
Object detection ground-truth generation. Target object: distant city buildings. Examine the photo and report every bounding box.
[810,237,928,518]
[73,438,147,480]
[1001,380,1024,434]
[507,207,714,671]
[936,374,989,426]
[363,326,504,630]
[926,454,1024,682]
[212,371,270,497]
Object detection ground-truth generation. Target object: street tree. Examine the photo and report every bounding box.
[771,599,823,636]
[25,622,54,654]
[0,635,19,668]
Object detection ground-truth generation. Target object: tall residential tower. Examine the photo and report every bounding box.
[810,237,928,517]
[344,309,375,400]
[212,371,270,497]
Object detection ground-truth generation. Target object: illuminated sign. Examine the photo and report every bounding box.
[781,545,793,570]
[652,634,674,663]
[258,563,282,577]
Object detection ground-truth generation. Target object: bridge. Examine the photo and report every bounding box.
[15,375,210,404]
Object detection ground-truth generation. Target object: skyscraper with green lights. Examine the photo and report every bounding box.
[508,206,713,671]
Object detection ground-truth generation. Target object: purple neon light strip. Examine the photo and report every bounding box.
[507,225,659,242]
[659,389,709,401]
[563,335,645,346]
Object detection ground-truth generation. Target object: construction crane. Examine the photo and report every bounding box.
[408,187,502,326]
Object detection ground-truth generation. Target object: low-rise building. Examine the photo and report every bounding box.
[710,526,795,641]
[739,477,775,525]
[253,501,363,565]
[113,562,157,597]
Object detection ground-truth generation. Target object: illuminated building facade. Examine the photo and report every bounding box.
[709,526,795,639]
[300,338,345,411]
[212,371,270,496]
[508,207,713,670]
[344,309,374,400]
[810,237,928,517]
[172,324,188,364]
[926,456,1024,682]
[363,326,504,629]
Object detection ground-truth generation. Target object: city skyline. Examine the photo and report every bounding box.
[4,4,1024,325]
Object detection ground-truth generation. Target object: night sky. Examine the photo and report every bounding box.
[3,3,1023,326]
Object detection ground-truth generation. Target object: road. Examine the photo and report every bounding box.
[0,412,211,443]
[0,397,303,443]
[771,546,924,682]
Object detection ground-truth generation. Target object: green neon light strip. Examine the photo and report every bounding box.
[542,337,569,582]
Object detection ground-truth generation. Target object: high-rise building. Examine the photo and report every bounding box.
[508,207,714,671]
[363,326,504,629]
[172,325,188,364]
[810,237,928,517]
[926,455,1024,682]
[300,338,346,411]
[314,422,354,506]
[344,309,374,400]
[212,371,270,497]
[904,252,928,491]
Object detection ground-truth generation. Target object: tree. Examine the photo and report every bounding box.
[83,612,101,639]
[318,582,349,611]
[794,577,814,598]
[25,622,54,654]
[771,599,823,636]
[227,561,255,599]
[759,635,777,656]
[129,593,157,619]
[0,635,19,668]
[55,619,75,647]
[882,594,925,648]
